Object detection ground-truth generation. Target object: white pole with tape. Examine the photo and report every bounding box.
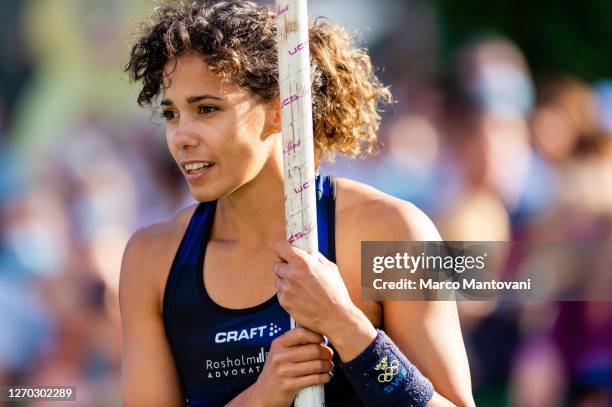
[275,0,324,406]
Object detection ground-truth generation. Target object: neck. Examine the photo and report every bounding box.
[215,158,287,248]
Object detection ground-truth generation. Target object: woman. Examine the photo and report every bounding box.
[120,1,474,406]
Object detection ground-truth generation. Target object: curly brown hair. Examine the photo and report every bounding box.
[124,0,392,163]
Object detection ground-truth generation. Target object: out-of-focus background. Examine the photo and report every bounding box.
[1,0,611,405]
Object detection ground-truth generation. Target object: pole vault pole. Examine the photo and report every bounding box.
[276,0,325,406]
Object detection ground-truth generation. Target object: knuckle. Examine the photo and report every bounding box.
[285,276,298,289]
[295,327,307,341]
[284,265,295,279]
[294,256,308,270]
[269,353,283,367]
[282,283,294,296]
[276,365,289,377]
[279,380,293,393]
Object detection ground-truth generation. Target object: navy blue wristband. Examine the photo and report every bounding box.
[337,329,434,407]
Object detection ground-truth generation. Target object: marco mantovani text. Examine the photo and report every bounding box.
[372,278,531,291]
[371,252,531,291]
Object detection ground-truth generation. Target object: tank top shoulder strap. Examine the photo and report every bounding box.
[316,174,337,263]
[163,200,217,315]
[172,201,216,269]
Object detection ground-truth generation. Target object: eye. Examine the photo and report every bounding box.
[160,110,177,120]
[199,105,218,115]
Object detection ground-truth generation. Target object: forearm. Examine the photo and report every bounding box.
[325,304,377,362]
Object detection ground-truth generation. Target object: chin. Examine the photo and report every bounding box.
[186,169,257,202]
[187,180,234,202]
[189,187,220,203]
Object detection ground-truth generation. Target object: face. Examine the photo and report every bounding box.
[160,51,279,202]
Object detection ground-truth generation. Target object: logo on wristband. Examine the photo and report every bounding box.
[374,356,400,383]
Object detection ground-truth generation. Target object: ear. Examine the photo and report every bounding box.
[266,97,282,134]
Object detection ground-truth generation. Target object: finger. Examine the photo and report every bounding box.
[273,327,324,348]
[275,277,285,293]
[280,359,334,378]
[273,239,306,263]
[273,260,290,279]
[285,343,334,363]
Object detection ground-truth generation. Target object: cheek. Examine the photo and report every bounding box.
[165,130,176,157]
[224,135,269,175]
[225,112,273,172]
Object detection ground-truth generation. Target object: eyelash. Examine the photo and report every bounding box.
[159,105,219,120]
[160,110,177,120]
[199,105,218,114]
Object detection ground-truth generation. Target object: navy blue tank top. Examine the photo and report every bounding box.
[163,175,363,406]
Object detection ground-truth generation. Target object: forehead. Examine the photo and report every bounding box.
[161,51,241,99]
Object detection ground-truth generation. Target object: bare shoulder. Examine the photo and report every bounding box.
[119,205,197,406]
[335,177,441,241]
[333,177,442,326]
[119,203,200,314]
[334,178,474,406]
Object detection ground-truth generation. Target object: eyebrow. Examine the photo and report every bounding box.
[160,94,223,106]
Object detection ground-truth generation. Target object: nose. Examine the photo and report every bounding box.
[170,118,199,150]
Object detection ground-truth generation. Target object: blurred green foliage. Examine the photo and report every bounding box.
[435,0,612,81]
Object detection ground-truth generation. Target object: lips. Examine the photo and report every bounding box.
[180,160,215,181]
[182,161,214,173]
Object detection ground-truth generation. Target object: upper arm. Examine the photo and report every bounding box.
[337,179,474,406]
[119,226,184,406]
[384,300,474,406]
[380,203,474,406]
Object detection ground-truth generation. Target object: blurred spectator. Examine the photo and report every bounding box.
[531,76,602,165]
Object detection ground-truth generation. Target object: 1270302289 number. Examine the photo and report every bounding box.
[1,386,76,401]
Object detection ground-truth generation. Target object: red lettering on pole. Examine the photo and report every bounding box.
[288,42,306,55]
[294,180,311,194]
[276,4,289,17]
[281,87,309,109]
[281,94,299,107]
[283,139,301,154]
[288,223,314,244]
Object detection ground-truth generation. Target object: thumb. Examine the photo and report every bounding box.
[273,239,302,262]
[317,252,337,268]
